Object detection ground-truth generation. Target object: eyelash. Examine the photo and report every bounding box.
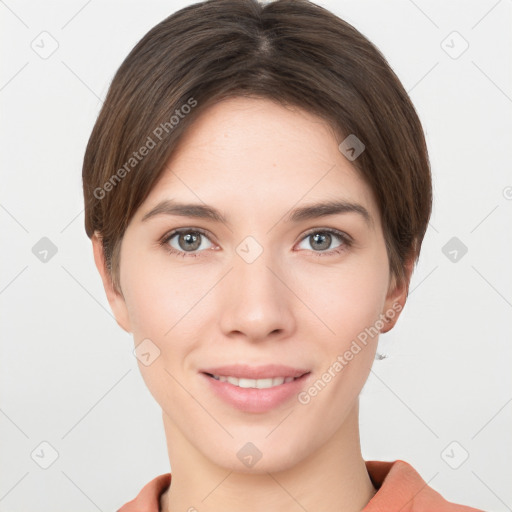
[159,227,352,259]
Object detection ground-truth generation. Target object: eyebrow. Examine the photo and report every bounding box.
[141,198,373,228]
[286,200,373,227]
[141,200,229,224]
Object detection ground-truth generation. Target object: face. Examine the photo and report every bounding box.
[94,97,409,473]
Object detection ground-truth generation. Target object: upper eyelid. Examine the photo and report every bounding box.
[162,226,213,241]
[301,227,350,239]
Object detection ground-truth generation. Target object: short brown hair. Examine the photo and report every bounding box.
[82,0,432,293]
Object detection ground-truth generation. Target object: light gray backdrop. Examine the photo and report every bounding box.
[1,0,511,511]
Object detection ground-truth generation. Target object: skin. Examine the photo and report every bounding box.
[93,97,413,512]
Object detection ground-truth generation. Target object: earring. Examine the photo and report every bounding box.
[375,316,392,360]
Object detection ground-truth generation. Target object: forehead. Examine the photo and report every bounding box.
[138,97,380,225]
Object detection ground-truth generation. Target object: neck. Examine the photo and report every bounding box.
[160,403,377,512]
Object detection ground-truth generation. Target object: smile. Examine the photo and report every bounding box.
[207,374,298,389]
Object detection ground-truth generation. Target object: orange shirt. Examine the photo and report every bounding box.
[117,459,484,512]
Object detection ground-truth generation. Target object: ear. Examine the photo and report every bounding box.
[92,232,132,333]
[380,254,415,334]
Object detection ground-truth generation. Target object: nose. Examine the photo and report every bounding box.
[218,247,296,343]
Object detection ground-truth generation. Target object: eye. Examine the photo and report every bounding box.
[161,228,214,257]
[160,227,352,258]
[296,228,352,256]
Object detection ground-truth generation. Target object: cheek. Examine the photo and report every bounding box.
[300,258,388,412]
[120,249,196,340]
[297,251,390,345]
[119,254,198,406]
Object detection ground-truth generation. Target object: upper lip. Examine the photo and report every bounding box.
[200,364,310,379]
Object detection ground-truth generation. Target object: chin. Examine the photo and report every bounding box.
[202,435,309,475]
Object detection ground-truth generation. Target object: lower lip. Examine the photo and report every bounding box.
[200,372,311,413]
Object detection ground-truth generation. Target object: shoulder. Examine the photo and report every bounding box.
[117,473,171,512]
[363,459,484,512]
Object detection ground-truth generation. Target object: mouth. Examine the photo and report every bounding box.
[199,366,312,413]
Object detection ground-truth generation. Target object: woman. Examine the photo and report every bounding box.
[82,0,484,510]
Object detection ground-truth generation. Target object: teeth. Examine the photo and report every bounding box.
[211,375,296,389]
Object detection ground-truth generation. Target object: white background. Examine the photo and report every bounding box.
[1,0,511,511]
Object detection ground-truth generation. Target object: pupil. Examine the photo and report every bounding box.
[312,232,330,250]
[181,232,200,251]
